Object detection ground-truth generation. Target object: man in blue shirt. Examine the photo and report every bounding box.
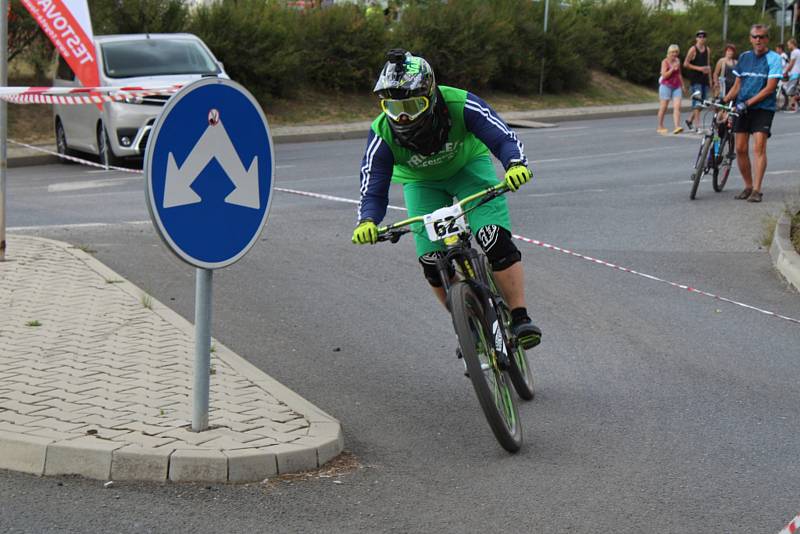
[723,24,783,203]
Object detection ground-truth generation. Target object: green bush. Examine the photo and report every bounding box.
[391,0,511,90]
[300,5,388,92]
[190,0,304,100]
[91,0,190,35]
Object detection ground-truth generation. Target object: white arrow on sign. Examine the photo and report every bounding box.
[163,116,260,209]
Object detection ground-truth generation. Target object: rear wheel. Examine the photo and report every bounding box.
[497,305,535,400]
[690,138,711,200]
[777,86,789,111]
[479,256,535,401]
[450,282,522,453]
[713,133,734,192]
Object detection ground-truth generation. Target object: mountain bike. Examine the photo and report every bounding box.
[689,96,739,200]
[375,183,535,452]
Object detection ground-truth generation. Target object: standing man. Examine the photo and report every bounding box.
[723,24,783,203]
[784,38,800,112]
[684,30,713,133]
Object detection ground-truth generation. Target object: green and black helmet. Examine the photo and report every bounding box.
[373,49,450,155]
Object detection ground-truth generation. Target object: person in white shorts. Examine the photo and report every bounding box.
[784,39,800,112]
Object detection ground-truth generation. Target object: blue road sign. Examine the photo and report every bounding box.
[145,78,274,269]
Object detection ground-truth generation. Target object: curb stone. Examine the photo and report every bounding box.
[770,212,800,293]
[0,235,344,483]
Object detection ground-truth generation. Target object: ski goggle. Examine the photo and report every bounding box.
[380,96,430,121]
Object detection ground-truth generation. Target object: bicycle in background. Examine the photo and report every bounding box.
[374,183,535,453]
[688,93,740,200]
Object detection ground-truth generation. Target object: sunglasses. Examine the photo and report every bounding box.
[697,34,707,38]
[751,34,768,39]
[380,96,430,122]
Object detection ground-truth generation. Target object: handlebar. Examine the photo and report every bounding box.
[690,92,739,116]
[375,182,510,244]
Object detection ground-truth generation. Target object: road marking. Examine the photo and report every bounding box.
[523,126,589,135]
[48,177,140,192]
[532,146,674,164]
[526,188,607,198]
[9,220,150,231]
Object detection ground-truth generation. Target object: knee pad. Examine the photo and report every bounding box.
[476,225,521,272]
[418,252,454,287]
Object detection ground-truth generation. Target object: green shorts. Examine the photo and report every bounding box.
[402,155,511,257]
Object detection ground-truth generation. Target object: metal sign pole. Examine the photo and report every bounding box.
[192,268,213,432]
[781,0,786,43]
[1,0,8,262]
[723,0,730,43]
[538,0,550,95]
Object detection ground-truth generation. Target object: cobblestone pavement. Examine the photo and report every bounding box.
[0,235,343,483]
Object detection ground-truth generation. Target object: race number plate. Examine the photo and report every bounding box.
[423,204,469,241]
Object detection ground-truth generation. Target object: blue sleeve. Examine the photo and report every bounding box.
[767,52,783,78]
[463,92,528,169]
[357,130,395,225]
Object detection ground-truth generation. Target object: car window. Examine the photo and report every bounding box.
[56,55,76,81]
[101,39,220,78]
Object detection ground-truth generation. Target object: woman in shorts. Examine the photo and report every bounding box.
[657,44,684,135]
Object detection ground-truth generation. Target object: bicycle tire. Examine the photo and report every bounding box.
[498,305,535,400]
[450,281,522,453]
[690,138,711,200]
[479,256,535,401]
[778,87,789,111]
[713,133,734,192]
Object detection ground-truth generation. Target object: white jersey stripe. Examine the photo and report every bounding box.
[464,100,527,164]
[358,133,382,220]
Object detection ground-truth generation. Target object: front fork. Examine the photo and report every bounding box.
[440,246,512,371]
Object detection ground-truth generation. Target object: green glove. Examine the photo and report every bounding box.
[504,164,532,192]
[352,219,378,245]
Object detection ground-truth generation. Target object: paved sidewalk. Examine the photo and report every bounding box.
[0,235,343,483]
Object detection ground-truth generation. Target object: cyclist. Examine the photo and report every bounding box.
[351,49,541,350]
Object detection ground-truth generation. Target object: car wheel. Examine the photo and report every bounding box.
[97,123,120,168]
[55,120,75,164]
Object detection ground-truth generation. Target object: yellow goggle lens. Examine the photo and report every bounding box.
[380,96,430,121]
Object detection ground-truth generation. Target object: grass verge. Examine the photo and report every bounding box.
[7,70,656,143]
[791,211,800,255]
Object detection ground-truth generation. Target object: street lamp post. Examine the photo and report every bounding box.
[538,0,549,95]
[1,0,8,262]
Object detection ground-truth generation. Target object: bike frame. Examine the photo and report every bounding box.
[692,99,738,172]
[377,183,516,363]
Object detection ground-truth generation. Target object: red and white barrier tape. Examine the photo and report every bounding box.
[780,514,800,534]
[9,140,141,174]
[0,84,183,105]
[9,140,800,326]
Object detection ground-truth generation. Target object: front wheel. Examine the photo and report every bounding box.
[690,138,711,200]
[54,120,75,164]
[449,282,522,453]
[713,133,735,192]
[97,123,120,168]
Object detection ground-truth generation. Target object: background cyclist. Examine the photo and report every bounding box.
[351,49,541,350]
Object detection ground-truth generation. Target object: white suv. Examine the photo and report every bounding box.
[53,33,228,166]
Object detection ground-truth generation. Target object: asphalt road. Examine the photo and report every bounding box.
[2,111,800,533]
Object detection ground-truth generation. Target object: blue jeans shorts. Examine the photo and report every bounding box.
[659,84,682,100]
[690,84,709,108]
